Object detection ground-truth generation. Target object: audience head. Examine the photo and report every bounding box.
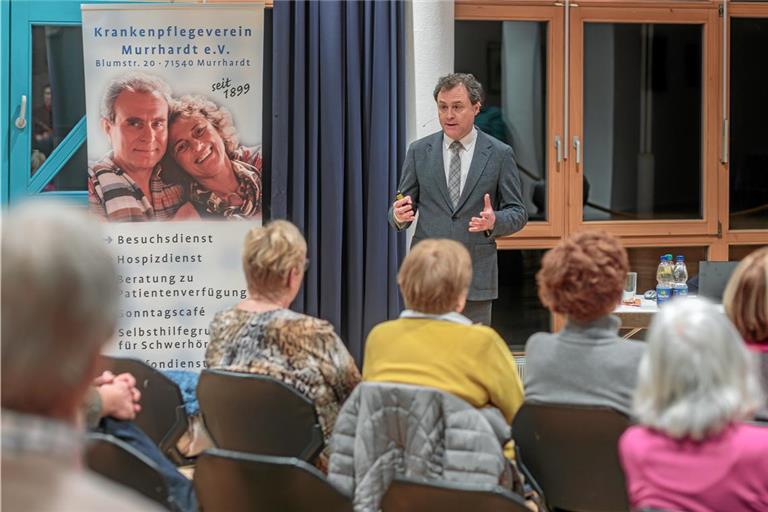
[634,297,763,440]
[242,220,307,304]
[537,231,628,323]
[724,247,768,345]
[1,201,119,421]
[398,239,472,315]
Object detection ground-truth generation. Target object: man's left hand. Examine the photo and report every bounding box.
[468,193,496,233]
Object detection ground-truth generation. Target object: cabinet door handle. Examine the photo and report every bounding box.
[555,135,562,163]
[15,95,28,129]
[573,136,581,165]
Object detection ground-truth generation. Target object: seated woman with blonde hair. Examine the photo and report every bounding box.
[723,246,768,419]
[524,231,645,416]
[205,220,360,470]
[620,297,768,511]
[363,238,524,425]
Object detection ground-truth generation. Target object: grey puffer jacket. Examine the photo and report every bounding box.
[327,382,511,512]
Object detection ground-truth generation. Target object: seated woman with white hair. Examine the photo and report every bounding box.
[619,297,768,512]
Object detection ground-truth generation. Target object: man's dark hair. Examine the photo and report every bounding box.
[433,73,484,105]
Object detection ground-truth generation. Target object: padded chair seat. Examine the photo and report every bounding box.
[194,448,352,512]
[512,402,631,512]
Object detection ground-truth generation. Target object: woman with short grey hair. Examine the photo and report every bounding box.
[619,297,768,512]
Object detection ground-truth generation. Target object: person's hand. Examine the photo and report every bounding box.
[393,195,415,224]
[173,202,201,220]
[468,193,496,233]
[97,380,141,420]
[113,372,142,404]
[92,370,115,387]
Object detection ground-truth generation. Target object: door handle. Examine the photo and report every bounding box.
[15,95,28,129]
[573,136,581,165]
[555,135,562,163]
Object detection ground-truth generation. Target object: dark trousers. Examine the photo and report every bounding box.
[463,299,493,325]
[99,418,197,512]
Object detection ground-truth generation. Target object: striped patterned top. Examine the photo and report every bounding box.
[87,154,185,222]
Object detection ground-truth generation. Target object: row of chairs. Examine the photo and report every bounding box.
[89,358,634,511]
[99,358,324,461]
[98,357,190,464]
[195,449,532,512]
[85,436,531,512]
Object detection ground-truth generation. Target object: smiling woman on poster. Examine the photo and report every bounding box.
[168,95,263,220]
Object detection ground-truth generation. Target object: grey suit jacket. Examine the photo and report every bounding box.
[388,129,527,300]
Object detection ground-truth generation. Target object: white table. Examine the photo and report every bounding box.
[613,295,723,338]
[614,297,658,338]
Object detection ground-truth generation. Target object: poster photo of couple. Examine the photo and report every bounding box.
[82,4,264,223]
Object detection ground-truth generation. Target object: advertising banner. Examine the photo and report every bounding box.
[81,3,264,370]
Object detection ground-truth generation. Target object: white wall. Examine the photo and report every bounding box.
[406,0,454,145]
[403,0,454,241]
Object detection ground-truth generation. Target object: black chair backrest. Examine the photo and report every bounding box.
[100,356,188,462]
[197,369,324,461]
[698,261,739,301]
[85,433,170,509]
[194,448,352,512]
[512,402,631,512]
[381,477,530,512]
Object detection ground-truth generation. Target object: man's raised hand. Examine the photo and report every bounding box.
[468,193,496,233]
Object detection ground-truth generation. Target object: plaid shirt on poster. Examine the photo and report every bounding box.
[87,154,185,222]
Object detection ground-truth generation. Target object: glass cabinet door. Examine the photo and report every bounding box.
[455,5,565,239]
[568,6,719,237]
[729,15,768,232]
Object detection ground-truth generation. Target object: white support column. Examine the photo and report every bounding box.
[406,0,454,144]
[403,0,454,246]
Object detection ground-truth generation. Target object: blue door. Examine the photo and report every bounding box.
[5,0,112,205]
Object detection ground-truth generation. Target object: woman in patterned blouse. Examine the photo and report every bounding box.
[205,220,361,471]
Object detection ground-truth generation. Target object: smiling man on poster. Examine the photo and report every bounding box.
[88,73,188,222]
[388,73,528,325]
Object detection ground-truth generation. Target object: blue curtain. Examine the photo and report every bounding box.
[271,0,406,363]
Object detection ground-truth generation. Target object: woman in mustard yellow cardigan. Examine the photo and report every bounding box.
[362,238,524,424]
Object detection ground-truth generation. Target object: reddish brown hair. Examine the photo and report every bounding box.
[724,246,768,344]
[537,231,628,322]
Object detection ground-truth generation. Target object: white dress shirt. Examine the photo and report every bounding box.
[442,127,478,197]
[399,309,473,325]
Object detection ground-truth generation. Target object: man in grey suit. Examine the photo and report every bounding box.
[389,73,527,325]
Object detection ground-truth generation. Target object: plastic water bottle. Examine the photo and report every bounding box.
[656,255,673,305]
[672,255,689,298]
